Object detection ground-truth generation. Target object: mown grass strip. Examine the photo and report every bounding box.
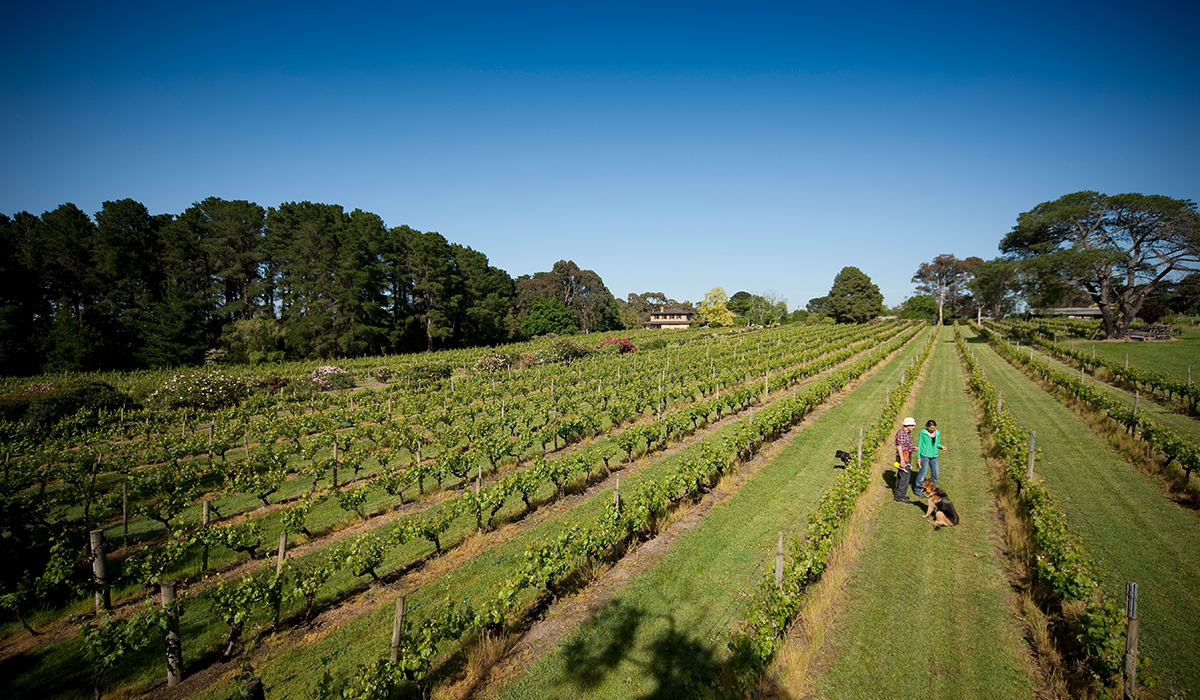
[962,327,1200,695]
[810,328,1034,700]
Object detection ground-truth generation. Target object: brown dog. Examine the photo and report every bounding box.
[920,478,959,529]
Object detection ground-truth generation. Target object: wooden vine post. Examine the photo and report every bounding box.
[856,426,863,466]
[162,581,182,687]
[774,532,785,590]
[201,500,211,573]
[614,477,620,512]
[1124,582,1139,700]
[1026,431,1036,482]
[122,480,129,548]
[276,531,288,574]
[332,435,339,488]
[390,595,407,662]
[90,529,110,613]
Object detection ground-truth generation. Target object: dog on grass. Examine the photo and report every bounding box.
[919,478,959,529]
[834,450,852,467]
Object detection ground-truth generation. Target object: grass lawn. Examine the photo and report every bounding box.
[490,330,931,699]
[1063,326,1200,384]
[967,329,1200,695]
[810,330,1035,700]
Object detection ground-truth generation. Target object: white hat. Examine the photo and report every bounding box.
[902,417,916,426]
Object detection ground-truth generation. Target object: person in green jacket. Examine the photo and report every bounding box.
[913,419,946,498]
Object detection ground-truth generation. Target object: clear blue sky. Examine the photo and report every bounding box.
[3,1,1197,310]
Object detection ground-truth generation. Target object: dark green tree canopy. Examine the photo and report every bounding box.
[825,266,884,324]
[1001,191,1200,338]
[1,198,522,374]
[522,296,579,336]
[896,294,938,321]
[517,260,620,334]
[911,254,981,324]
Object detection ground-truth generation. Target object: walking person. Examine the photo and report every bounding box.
[913,419,946,498]
[893,417,918,503]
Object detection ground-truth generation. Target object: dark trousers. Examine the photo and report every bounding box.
[893,464,911,500]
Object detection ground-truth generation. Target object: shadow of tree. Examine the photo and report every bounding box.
[560,599,723,699]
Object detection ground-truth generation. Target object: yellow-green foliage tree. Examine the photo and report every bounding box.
[696,287,735,327]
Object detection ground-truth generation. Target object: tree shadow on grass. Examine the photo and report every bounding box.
[560,599,723,699]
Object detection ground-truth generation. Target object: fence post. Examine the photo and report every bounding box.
[276,531,288,574]
[1124,583,1139,700]
[1026,432,1036,482]
[90,529,110,613]
[201,500,211,573]
[332,435,339,488]
[390,595,406,662]
[122,481,129,548]
[775,532,784,591]
[162,581,182,687]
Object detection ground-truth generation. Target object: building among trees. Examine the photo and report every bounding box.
[646,308,695,329]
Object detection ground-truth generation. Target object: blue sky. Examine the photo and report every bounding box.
[3,1,1198,310]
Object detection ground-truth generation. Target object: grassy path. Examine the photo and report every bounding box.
[968,330,1200,695]
[807,330,1035,699]
[488,332,931,699]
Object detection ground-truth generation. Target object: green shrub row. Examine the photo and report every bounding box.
[956,326,1127,688]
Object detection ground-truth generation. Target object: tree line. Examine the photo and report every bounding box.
[898,192,1200,338]
[0,198,623,376]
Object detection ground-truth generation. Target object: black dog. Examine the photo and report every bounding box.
[834,450,852,467]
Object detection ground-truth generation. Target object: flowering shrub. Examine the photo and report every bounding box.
[312,366,356,391]
[545,339,593,363]
[204,348,228,366]
[259,376,289,395]
[373,366,394,383]
[405,363,452,383]
[473,351,512,373]
[599,337,638,354]
[151,371,250,410]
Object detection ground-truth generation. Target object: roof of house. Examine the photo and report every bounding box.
[652,308,695,315]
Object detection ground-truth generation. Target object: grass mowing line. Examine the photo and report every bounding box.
[805,329,1036,700]
[171,330,927,700]
[485,332,932,700]
[963,328,1200,696]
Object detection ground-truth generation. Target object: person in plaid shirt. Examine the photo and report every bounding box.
[893,417,918,503]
